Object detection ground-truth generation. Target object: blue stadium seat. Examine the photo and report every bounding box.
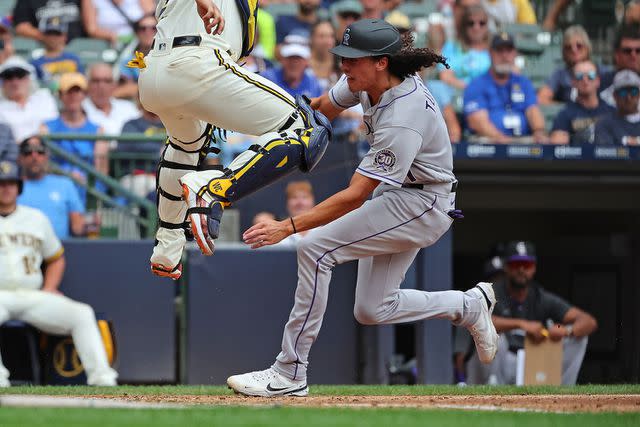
[12,37,44,61]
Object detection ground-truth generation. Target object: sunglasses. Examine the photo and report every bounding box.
[21,147,47,156]
[89,78,114,84]
[466,19,487,28]
[615,86,640,97]
[620,47,640,55]
[136,25,156,32]
[563,42,585,51]
[1,69,29,80]
[574,70,597,81]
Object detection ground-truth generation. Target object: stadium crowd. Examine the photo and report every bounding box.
[0,0,640,238]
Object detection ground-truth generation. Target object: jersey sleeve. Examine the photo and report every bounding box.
[40,212,64,262]
[356,126,421,187]
[328,75,360,110]
[539,288,572,323]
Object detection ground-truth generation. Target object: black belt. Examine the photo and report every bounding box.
[402,181,458,192]
[151,35,202,50]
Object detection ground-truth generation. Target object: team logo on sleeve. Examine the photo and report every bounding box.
[373,149,396,172]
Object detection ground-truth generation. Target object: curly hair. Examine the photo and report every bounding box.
[379,33,450,79]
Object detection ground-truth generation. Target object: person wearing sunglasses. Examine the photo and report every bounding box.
[439,5,491,92]
[17,136,86,239]
[538,25,605,105]
[465,240,598,385]
[599,25,640,107]
[114,13,157,99]
[593,69,640,146]
[464,32,547,143]
[30,17,84,91]
[0,57,59,143]
[550,60,615,145]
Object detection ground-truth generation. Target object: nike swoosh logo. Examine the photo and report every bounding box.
[266,383,290,392]
[266,382,307,393]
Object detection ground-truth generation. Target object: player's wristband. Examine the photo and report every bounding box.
[290,217,297,234]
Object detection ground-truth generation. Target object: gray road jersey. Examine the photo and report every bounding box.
[329,74,456,188]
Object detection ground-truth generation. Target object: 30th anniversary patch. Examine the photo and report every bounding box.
[374,149,396,172]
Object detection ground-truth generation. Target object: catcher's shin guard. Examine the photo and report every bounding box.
[150,125,221,278]
[181,100,332,255]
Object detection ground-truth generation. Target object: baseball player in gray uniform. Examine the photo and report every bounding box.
[138,0,331,279]
[227,19,498,397]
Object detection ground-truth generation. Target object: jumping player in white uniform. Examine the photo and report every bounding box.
[227,20,499,397]
[0,161,117,387]
[138,0,332,279]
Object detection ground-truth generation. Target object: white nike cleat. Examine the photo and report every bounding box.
[227,368,308,397]
[465,282,499,364]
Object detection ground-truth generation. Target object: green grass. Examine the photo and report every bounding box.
[1,385,638,427]
[2,383,639,396]
[0,407,639,427]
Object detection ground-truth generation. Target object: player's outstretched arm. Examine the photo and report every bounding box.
[243,173,379,248]
[310,93,345,121]
[195,0,225,35]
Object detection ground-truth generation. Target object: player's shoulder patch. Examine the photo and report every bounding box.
[373,148,397,172]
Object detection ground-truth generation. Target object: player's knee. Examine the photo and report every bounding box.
[353,303,383,325]
[73,302,97,323]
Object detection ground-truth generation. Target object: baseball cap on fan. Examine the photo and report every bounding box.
[612,69,640,91]
[504,241,537,263]
[330,19,402,58]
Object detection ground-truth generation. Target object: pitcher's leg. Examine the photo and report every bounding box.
[353,251,464,325]
[18,292,117,385]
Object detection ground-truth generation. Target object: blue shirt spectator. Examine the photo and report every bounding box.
[464,71,538,136]
[261,41,323,98]
[593,70,640,146]
[31,52,84,87]
[262,67,323,98]
[440,41,491,85]
[17,136,85,239]
[552,102,614,144]
[276,15,311,44]
[45,116,100,172]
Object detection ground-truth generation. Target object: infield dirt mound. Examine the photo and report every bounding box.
[87,393,640,413]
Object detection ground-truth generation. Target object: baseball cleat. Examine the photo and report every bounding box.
[465,282,499,364]
[151,262,182,280]
[182,184,216,256]
[227,368,308,397]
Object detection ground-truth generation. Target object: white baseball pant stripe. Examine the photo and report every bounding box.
[0,290,117,385]
[271,187,466,381]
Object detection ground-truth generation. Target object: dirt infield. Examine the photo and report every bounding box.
[87,393,640,413]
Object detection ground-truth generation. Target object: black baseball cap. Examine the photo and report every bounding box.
[330,19,402,58]
[504,241,536,263]
[491,32,515,50]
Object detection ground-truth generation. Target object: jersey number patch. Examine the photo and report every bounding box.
[373,149,397,172]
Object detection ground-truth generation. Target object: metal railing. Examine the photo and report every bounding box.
[42,133,164,238]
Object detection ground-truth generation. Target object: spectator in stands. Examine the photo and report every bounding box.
[361,0,386,19]
[0,124,17,163]
[82,63,140,135]
[0,17,15,66]
[451,0,482,39]
[538,26,600,105]
[262,38,324,98]
[117,97,165,171]
[481,0,536,29]
[600,25,640,108]
[309,20,339,92]
[41,72,109,177]
[115,13,156,99]
[544,0,640,31]
[276,0,321,45]
[550,60,614,145]
[30,17,84,90]
[0,57,59,143]
[439,5,491,92]
[594,70,640,146]
[466,241,597,385]
[332,0,363,42]
[463,32,547,143]
[257,0,277,60]
[17,135,86,238]
[277,180,315,247]
[385,10,412,35]
[81,0,155,46]
[13,0,85,42]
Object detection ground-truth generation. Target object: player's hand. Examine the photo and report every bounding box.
[521,320,547,343]
[243,219,290,249]
[548,323,567,342]
[196,0,225,35]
